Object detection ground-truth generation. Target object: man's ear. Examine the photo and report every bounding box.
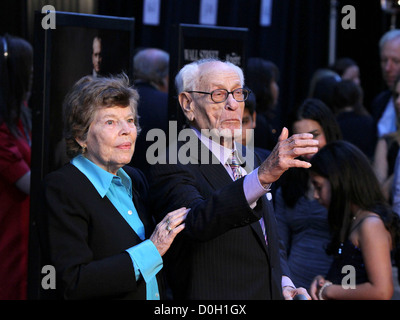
[178,92,195,122]
[252,111,257,129]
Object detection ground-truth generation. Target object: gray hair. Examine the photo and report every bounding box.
[63,73,140,158]
[133,48,169,86]
[379,29,400,53]
[175,59,245,94]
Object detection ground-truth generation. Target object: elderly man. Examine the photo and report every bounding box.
[148,59,318,300]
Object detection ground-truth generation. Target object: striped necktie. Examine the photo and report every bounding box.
[228,151,267,244]
[229,150,243,180]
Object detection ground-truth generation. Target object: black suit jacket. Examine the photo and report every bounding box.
[148,132,290,299]
[43,164,163,299]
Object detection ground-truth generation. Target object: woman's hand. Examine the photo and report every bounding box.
[282,286,311,300]
[150,207,189,256]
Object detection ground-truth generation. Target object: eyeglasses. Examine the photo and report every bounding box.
[186,88,251,103]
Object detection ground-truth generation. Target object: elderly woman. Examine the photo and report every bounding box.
[43,74,187,300]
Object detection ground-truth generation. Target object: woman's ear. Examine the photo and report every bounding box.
[178,92,195,122]
[75,137,86,150]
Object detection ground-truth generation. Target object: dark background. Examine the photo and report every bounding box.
[0,0,397,299]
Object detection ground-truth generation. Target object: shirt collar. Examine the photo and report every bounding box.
[191,126,240,166]
[71,154,132,198]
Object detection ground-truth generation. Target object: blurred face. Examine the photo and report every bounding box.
[241,108,256,146]
[381,38,400,89]
[342,65,360,86]
[180,61,245,147]
[292,119,327,161]
[270,80,279,107]
[78,106,137,175]
[92,39,102,73]
[310,173,331,208]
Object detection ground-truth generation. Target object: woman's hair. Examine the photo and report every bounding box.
[332,79,365,114]
[310,140,400,258]
[280,98,342,207]
[0,34,33,138]
[245,57,279,114]
[63,73,140,158]
[330,57,358,78]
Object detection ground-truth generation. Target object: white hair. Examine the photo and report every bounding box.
[175,59,244,94]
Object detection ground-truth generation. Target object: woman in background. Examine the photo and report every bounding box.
[0,34,33,300]
[274,98,342,289]
[309,141,400,300]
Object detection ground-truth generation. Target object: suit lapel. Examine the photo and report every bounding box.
[188,132,234,190]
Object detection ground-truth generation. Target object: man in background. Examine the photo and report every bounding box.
[129,48,169,173]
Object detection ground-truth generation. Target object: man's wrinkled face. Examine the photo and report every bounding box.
[182,61,245,143]
[381,38,400,89]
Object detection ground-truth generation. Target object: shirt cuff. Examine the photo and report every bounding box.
[126,239,163,283]
[282,275,296,288]
[243,167,271,207]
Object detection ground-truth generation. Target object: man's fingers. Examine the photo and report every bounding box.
[289,158,312,169]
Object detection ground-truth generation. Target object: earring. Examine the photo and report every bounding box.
[82,145,87,154]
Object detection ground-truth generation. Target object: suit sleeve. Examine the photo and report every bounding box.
[44,170,137,299]
[149,162,263,242]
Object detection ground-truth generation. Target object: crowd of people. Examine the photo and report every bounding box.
[3,28,400,300]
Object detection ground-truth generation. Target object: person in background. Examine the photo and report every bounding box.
[0,34,33,300]
[371,29,400,137]
[129,48,169,174]
[309,141,400,300]
[91,36,103,78]
[274,98,342,289]
[331,57,360,86]
[245,57,281,151]
[308,68,341,112]
[374,75,400,203]
[43,74,187,299]
[333,79,376,161]
[240,86,271,160]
